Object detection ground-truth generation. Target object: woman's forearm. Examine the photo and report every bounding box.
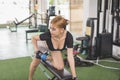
[32,35,39,51]
[68,55,76,78]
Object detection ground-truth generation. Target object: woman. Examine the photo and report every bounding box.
[29,16,77,80]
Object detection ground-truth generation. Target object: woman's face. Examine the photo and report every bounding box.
[50,24,62,37]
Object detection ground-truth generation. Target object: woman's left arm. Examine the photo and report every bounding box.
[67,48,77,78]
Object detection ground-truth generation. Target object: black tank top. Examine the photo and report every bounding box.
[39,31,73,51]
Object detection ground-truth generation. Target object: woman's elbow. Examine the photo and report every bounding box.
[32,35,39,42]
[31,36,35,42]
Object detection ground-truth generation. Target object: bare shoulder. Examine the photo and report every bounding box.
[32,35,40,40]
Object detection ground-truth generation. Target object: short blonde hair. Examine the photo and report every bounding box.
[50,16,68,29]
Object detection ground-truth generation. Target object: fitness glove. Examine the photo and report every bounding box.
[36,51,48,61]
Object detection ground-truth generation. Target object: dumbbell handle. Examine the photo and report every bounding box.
[36,51,48,61]
[41,53,48,61]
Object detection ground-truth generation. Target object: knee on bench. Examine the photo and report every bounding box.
[42,61,72,79]
[54,65,64,70]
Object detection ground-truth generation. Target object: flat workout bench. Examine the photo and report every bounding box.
[25,29,38,43]
[25,24,48,43]
[41,60,72,80]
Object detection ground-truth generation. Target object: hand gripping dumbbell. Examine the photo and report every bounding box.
[36,51,48,61]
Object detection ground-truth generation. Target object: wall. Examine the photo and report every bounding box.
[70,0,83,35]
[83,0,97,36]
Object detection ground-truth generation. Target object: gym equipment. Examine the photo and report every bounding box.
[75,18,97,66]
[75,0,113,60]
[95,0,112,59]
[9,14,35,32]
[25,29,39,43]
[34,51,73,80]
[36,51,48,61]
[49,6,56,16]
[95,0,113,59]
[111,0,120,46]
[96,33,112,58]
[64,43,94,67]
[111,0,120,60]
[64,49,120,70]
[25,24,48,43]
[64,54,94,67]
[76,18,97,60]
[64,18,96,67]
[41,60,72,80]
[41,53,48,61]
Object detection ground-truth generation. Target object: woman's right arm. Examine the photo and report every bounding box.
[32,35,40,52]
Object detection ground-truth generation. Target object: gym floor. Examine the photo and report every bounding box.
[0,27,33,60]
[0,27,120,80]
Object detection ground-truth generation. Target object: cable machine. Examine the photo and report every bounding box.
[111,0,120,46]
[111,0,120,60]
[95,0,113,59]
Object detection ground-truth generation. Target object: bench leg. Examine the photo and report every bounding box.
[26,32,28,43]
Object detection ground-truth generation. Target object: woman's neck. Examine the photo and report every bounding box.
[53,31,66,40]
